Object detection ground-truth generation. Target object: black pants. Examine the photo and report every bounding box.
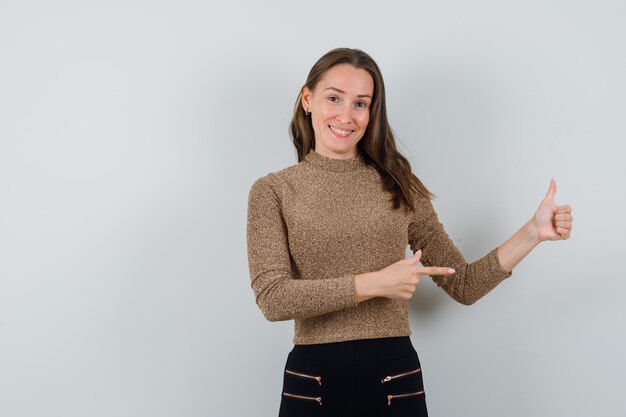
[278,336,428,417]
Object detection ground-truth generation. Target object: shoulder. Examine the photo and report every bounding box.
[407,176,439,220]
[409,175,433,205]
[248,160,306,200]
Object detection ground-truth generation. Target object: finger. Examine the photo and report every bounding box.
[556,226,571,239]
[544,179,557,202]
[556,227,571,237]
[556,205,572,214]
[554,213,572,221]
[403,249,422,264]
[555,220,572,230]
[402,285,417,298]
[406,276,420,285]
[418,266,456,276]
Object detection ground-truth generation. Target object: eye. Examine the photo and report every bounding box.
[327,95,340,103]
[355,101,368,108]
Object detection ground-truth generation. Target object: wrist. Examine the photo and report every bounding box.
[354,271,379,303]
[526,218,543,246]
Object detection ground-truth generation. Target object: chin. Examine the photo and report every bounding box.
[328,142,356,153]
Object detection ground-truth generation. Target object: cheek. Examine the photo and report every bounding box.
[317,104,334,121]
[357,112,370,128]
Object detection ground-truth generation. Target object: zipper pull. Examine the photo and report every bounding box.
[315,376,322,386]
[387,395,393,406]
[316,397,322,406]
[381,376,392,383]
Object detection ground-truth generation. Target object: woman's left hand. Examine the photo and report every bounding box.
[533,179,573,242]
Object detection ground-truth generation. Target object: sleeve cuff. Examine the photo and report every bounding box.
[491,247,513,279]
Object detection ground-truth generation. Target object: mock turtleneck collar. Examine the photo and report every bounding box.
[303,149,366,173]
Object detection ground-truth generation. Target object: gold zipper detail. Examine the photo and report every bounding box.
[285,369,322,386]
[387,390,424,405]
[283,392,323,406]
[381,367,421,383]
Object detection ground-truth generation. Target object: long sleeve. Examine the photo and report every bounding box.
[408,193,512,305]
[246,175,357,322]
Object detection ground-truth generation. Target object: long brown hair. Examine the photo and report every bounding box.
[289,48,433,212]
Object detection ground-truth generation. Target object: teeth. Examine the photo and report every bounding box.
[329,126,352,135]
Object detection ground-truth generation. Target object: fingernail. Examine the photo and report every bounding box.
[448,268,455,274]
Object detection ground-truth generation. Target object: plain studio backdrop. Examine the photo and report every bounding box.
[1,1,624,416]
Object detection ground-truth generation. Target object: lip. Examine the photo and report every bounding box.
[328,125,354,138]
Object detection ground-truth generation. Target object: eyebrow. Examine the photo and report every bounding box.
[323,87,372,99]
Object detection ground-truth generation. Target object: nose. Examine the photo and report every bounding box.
[336,102,353,123]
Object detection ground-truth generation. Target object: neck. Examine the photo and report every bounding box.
[303,148,365,173]
[313,146,358,160]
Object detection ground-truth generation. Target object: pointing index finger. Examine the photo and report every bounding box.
[419,266,456,276]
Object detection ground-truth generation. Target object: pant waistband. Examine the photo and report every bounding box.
[291,336,415,364]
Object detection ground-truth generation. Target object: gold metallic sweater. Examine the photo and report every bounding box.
[246,149,512,345]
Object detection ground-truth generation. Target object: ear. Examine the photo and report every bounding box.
[301,86,312,112]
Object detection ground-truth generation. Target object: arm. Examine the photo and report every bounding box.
[354,180,572,305]
[409,179,572,305]
[408,191,512,305]
[246,175,357,322]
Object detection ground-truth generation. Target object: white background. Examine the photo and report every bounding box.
[1,1,625,416]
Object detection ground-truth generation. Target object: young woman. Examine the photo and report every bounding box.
[246,48,572,417]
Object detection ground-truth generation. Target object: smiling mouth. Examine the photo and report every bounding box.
[328,125,353,137]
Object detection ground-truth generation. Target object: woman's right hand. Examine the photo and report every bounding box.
[354,250,456,302]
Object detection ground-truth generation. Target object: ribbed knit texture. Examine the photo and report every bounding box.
[246,149,512,344]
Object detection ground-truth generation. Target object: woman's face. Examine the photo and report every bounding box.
[302,64,374,159]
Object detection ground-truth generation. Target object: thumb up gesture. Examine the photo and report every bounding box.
[533,179,573,241]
